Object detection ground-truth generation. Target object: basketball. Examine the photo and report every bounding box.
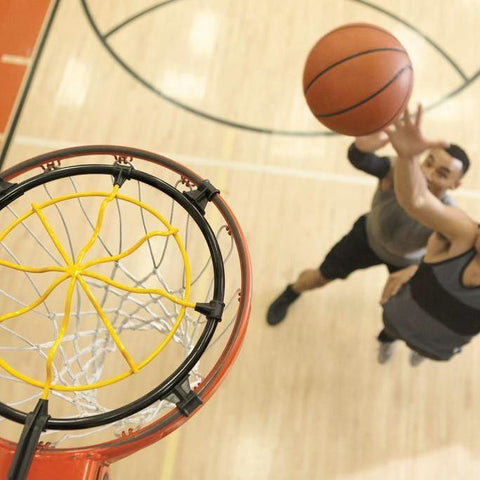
[303,23,413,136]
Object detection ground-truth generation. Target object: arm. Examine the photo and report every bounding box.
[380,265,418,305]
[386,107,477,243]
[394,156,474,242]
[347,132,392,179]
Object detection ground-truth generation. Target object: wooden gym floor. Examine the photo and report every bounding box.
[1,1,480,478]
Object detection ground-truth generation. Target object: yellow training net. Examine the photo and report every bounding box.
[0,185,195,398]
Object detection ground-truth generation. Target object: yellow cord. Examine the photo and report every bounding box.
[0,185,196,394]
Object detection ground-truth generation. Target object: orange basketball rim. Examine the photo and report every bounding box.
[0,146,252,479]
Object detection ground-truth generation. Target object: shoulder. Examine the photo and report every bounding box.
[426,209,477,259]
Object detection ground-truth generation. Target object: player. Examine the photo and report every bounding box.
[376,106,480,365]
[267,124,470,341]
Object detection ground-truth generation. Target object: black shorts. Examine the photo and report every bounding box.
[320,215,400,280]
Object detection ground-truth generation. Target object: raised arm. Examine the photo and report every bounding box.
[348,132,392,179]
[385,106,476,244]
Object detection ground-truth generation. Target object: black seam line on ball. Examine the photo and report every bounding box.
[355,84,412,136]
[314,65,412,118]
[304,48,408,93]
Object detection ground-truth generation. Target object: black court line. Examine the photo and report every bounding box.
[83,0,478,137]
[81,0,332,137]
[350,0,468,81]
[0,0,62,170]
[82,0,337,137]
[426,68,480,110]
[104,0,181,39]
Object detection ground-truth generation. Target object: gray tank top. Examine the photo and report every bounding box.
[383,249,480,360]
[365,187,455,267]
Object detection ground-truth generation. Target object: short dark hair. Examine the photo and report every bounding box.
[444,144,470,175]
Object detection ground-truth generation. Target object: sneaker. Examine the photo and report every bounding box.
[409,351,425,367]
[378,341,396,364]
[266,285,300,325]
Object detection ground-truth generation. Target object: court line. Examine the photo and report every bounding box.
[104,0,181,39]
[0,0,61,169]
[159,429,181,480]
[0,55,31,67]
[81,0,478,137]
[173,153,480,200]
[350,0,468,81]
[80,0,331,137]
[11,134,480,200]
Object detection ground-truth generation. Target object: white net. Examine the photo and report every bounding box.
[0,154,247,449]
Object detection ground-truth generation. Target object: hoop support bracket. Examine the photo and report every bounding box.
[8,399,50,480]
[183,180,219,214]
[165,377,202,416]
[195,300,225,322]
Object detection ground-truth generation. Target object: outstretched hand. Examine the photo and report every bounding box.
[384,105,448,159]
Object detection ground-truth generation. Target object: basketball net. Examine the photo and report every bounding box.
[0,146,251,479]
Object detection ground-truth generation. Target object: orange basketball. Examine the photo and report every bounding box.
[303,23,413,136]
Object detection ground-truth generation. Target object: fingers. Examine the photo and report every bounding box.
[414,104,423,127]
[394,104,422,128]
[390,282,401,297]
[380,291,391,305]
[380,279,395,304]
[378,136,391,148]
[387,106,413,131]
[426,139,449,149]
[383,124,396,136]
[380,278,403,304]
[401,104,424,127]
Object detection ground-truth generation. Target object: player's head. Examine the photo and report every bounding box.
[444,144,470,176]
[421,144,470,197]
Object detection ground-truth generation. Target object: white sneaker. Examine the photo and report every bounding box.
[378,342,396,364]
[409,351,425,367]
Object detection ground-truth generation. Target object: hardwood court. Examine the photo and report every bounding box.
[1,1,480,478]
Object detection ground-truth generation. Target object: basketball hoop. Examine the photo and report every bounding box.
[0,146,252,479]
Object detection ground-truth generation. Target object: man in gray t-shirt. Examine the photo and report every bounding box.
[267,131,470,328]
[377,106,478,366]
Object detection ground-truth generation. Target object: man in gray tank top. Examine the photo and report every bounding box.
[377,106,480,366]
[267,123,470,330]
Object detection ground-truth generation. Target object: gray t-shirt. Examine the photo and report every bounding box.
[365,187,456,267]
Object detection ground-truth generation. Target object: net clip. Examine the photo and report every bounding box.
[0,178,16,196]
[195,300,225,322]
[165,377,202,416]
[183,180,219,214]
[112,163,134,187]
